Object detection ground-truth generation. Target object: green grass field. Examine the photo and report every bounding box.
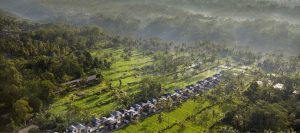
[115,87,234,133]
[115,99,215,133]
[117,80,251,133]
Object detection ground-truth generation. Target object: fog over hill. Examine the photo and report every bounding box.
[1,0,300,55]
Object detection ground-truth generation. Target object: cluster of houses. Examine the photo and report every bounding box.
[256,80,299,95]
[66,71,224,133]
[256,80,285,90]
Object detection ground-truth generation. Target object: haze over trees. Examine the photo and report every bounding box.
[0,0,299,132]
[1,0,300,55]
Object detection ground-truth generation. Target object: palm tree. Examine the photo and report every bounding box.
[191,94,197,114]
[162,97,173,127]
[158,113,163,123]
[165,97,173,112]
[233,114,244,130]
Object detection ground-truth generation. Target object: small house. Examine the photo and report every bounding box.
[133,104,142,112]
[63,74,99,88]
[66,125,77,133]
[91,117,100,127]
[273,83,284,90]
[76,123,86,133]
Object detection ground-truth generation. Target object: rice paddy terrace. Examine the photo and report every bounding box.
[65,65,254,133]
[117,67,254,133]
[69,72,223,133]
[50,47,218,116]
[49,47,249,133]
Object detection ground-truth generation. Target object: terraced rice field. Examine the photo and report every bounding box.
[115,90,226,133]
[50,48,154,115]
[48,47,256,132]
[49,47,221,131]
[116,69,253,133]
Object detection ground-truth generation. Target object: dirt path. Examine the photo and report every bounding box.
[18,125,38,133]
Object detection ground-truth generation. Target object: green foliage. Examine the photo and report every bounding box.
[258,54,300,74]
[39,80,56,103]
[1,4,299,132]
[236,100,289,132]
[0,12,112,130]
[139,77,163,101]
[13,99,33,124]
[244,81,259,102]
[224,75,300,132]
[0,56,22,112]
[217,126,239,133]
[6,118,19,132]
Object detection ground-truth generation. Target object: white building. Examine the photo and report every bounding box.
[273,83,284,90]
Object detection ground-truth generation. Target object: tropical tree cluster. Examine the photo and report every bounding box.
[222,75,300,132]
[0,11,112,131]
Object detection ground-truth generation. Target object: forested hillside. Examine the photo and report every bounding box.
[0,10,111,130]
[1,0,300,55]
[0,10,257,131]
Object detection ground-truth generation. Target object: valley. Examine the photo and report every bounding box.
[0,1,299,133]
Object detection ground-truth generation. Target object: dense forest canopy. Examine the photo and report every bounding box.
[0,0,300,55]
[0,10,113,130]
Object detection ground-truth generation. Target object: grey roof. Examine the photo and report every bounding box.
[76,124,85,129]
[151,98,157,103]
[112,111,123,117]
[68,125,77,131]
[130,107,135,110]
[134,104,141,108]
[87,75,97,82]
[92,117,100,123]
[106,117,117,124]
[63,79,81,85]
[172,93,181,97]
[128,109,139,115]
[100,117,108,123]
[159,97,167,102]
[63,75,97,85]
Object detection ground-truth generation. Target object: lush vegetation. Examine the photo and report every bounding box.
[1,0,300,54]
[119,66,300,133]
[0,11,111,131]
[218,72,300,132]
[0,2,300,132]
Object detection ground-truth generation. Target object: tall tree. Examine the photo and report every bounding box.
[13,99,32,125]
[139,78,162,101]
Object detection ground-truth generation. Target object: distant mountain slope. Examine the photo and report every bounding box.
[0,0,299,55]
